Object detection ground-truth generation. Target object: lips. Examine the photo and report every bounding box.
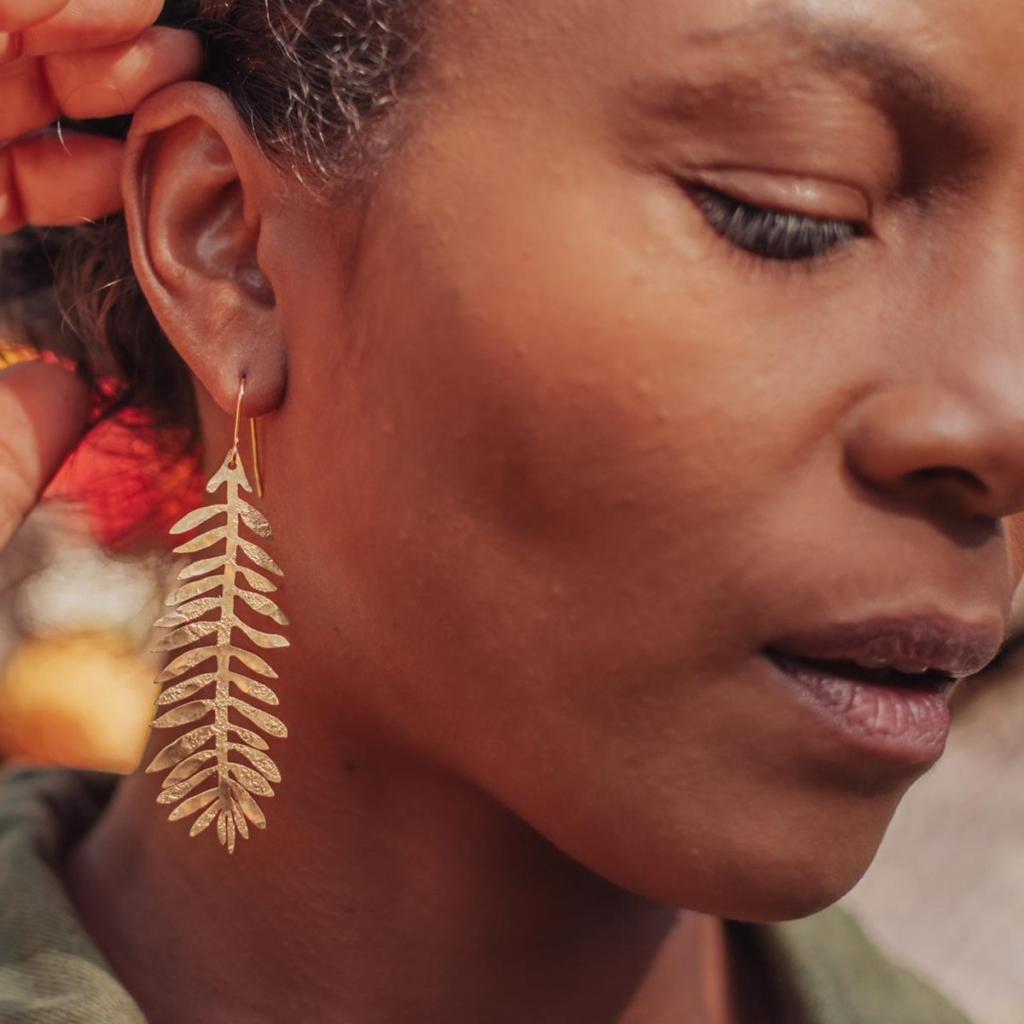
[762,615,1005,764]
[765,615,1004,681]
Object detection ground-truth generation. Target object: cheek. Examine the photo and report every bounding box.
[273,136,909,920]
[335,203,769,687]
[350,158,790,567]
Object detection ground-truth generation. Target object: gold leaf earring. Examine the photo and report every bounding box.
[145,377,289,853]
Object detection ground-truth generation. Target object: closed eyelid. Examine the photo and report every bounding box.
[689,185,865,262]
[684,168,873,223]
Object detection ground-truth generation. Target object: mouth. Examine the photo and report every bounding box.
[762,615,1003,765]
[764,651,957,694]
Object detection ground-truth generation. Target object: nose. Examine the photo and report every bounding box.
[844,384,1024,522]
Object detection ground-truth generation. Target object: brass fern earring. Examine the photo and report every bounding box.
[146,376,289,853]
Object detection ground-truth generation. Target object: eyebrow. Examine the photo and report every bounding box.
[642,11,989,173]
[801,21,982,147]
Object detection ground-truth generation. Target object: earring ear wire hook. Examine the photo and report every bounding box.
[233,376,264,499]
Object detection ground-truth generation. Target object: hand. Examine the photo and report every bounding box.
[0,361,89,548]
[0,0,202,232]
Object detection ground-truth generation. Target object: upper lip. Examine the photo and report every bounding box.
[766,615,1005,679]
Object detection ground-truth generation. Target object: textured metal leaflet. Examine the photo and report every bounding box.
[173,526,229,555]
[154,647,219,684]
[157,766,220,804]
[151,623,219,653]
[228,674,280,706]
[238,539,283,576]
[228,724,270,751]
[231,802,250,840]
[165,597,222,623]
[227,763,275,797]
[238,567,277,593]
[171,787,219,821]
[156,674,218,706]
[151,699,214,729]
[166,576,224,606]
[229,743,281,782]
[188,801,221,837]
[164,749,219,785]
[238,499,272,539]
[178,554,230,581]
[237,590,288,625]
[228,779,267,828]
[149,725,218,772]
[229,698,287,738]
[238,621,290,650]
[229,647,278,679]
[170,504,225,535]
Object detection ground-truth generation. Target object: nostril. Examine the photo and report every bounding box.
[900,466,1003,530]
[905,466,988,495]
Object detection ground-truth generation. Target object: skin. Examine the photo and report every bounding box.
[3,0,1024,1021]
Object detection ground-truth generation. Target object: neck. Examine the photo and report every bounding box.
[66,714,736,1024]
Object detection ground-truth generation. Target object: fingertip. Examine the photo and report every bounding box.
[2,359,91,446]
[21,0,164,57]
[0,0,68,34]
[0,360,91,546]
[5,130,124,227]
[46,26,205,121]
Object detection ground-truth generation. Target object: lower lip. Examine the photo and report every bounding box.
[766,652,951,765]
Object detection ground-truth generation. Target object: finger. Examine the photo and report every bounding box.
[0,27,201,142]
[0,130,123,232]
[0,0,68,33]
[46,27,203,120]
[20,0,164,58]
[0,55,59,140]
[0,361,90,550]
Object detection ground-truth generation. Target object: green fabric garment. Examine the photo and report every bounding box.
[0,766,145,1024]
[0,764,974,1024]
[748,910,973,1024]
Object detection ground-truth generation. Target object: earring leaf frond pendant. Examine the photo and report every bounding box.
[146,442,289,854]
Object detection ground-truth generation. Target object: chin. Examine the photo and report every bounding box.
[615,857,872,925]
[722,872,865,924]
[557,804,890,925]
[663,837,881,924]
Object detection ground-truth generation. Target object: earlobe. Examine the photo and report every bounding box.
[123,83,287,418]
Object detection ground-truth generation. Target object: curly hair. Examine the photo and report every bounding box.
[0,0,426,454]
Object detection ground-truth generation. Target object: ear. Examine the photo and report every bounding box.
[123,82,288,419]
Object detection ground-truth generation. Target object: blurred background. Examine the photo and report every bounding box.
[0,495,162,774]
[0,344,171,774]
[0,346,1020,1024]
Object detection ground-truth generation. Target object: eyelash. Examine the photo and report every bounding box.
[689,185,868,262]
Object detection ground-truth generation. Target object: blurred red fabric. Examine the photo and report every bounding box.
[45,400,202,550]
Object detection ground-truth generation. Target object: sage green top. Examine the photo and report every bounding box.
[0,764,973,1024]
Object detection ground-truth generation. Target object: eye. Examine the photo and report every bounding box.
[689,185,868,262]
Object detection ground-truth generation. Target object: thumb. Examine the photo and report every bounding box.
[0,360,90,549]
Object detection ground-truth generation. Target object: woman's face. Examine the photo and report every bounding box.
[265,0,1024,919]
